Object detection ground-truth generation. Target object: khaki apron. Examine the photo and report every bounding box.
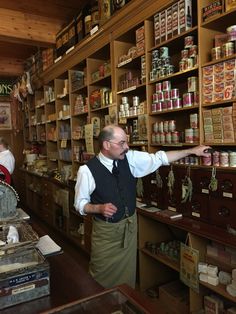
[89,213,137,288]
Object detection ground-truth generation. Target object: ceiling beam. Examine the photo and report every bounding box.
[0,8,62,46]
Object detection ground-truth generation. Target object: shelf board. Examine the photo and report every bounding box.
[149,26,198,52]
[149,66,199,84]
[90,106,110,112]
[200,280,236,303]
[45,99,55,104]
[89,73,111,86]
[150,105,199,116]
[202,99,236,107]
[117,53,144,69]
[201,8,236,29]
[72,112,88,117]
[203,142,236,147]
[202,53,236,67]
[141,248,180,272]
[117,82,146,94]
[71,84,87,93]
[150,142,199,147]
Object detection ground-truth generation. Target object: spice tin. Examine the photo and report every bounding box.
[133,96,139,107]
[158,121,164,132]
[160,132,165,144]
[164,120,169,132]
[185,128,194,143]
[220,151,229,167]
[167,99,173,110]
[229,152,236,167]
[151,103,157,112]
[173,98,182,108]
[181,49,189,59]
[160,47,169,58]
[168,120,176,132]
[188,77,198,92]
[183,93,193,107]
[171,131,180,143]
[185,36,194,48]
[151,133,156,143]
[158,91,164,102]
[155,132,160,144]
[155,82,162,92]
[213,151,220,166]
[190,113,198,128]
[202,155,212,166]
[153,93,158,102]
[171,88,179,99]
[227,25,236,41]
[162,80,171,91]
[187,58,194,69]
[211,47,221,61]
[153,122,158,132]
[193,128,199,142]
[156,101,163,111]
[163,90,171,100]
[166,132,172,143]
[122,96,128,104]
[189,45,198,57]
[162,100,168,110]
[222,42,234,58]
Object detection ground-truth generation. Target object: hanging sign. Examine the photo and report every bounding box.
[0,81,13,96]
[180,242,199,292]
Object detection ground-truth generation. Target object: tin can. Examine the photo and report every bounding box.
[122,96,128,104]
[185,35,194,48]
[227,25,236,41]
[158,121,164,132]
[120,104,124,112]
[162,80,171,91]
[167,99,173,110]
[179,60,185,72]
[155,132,160,144]
[153,93,158,102]
[151,133,156,143]
[212,151,220,166]
[181,49,189,59]
[189,45,198,57]
[160,132,165,144]
[183,93,193,107]
[222,42,234,57]
[158,91,164,102]
[229,151,236,167]
[156,101,163,111]
[220,151,229,167]
[152,49,159,59]
[160,47,169,58]
[173,98,182,108]
[211,47,221,61]
[155,83,162,92]
[193,128,199,142]
[133,96,139,107]
[168,120,176,132]
[153,122,158,133]
[124,102,129,111]
[185,128,194,143]
[163,90,171,100]
[190,113,198,128]
[164,120,169,132]
[187,58,194,69]
[166,132,172,144]
[171,88,179,99]
[171,131,180,143]
[188,77,198,92]
[202,155,212,166]
[162,101,168,111]
[151,103,156,112]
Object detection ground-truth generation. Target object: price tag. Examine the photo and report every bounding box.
[61,139,67,148]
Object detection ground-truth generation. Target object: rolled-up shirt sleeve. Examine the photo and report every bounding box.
[74,165,96,215]
[126,150,169,177]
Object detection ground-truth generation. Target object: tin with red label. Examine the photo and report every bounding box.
[183,93,193,107]
[213,151,220,166]
[181,49,189,59]
[222,42,234,58]
[184,36,194,48]
[155,82,162,92]
[152,93,158,102]
[156,101,163,111]
[171,88,179,99]
[189,45,198,57]
[185,128,194,143]
[167,99,173,110]
[211,47,221,61]
[162,101,168,111]
[163,90,171,100]
[160,132,165,144]
[151,103,157,112]
[171,131,180,143]
[173,98,182,108]
[165,132,172,144]
[162,80,171,91]
[202,155,212,166]
[157,91,164,102]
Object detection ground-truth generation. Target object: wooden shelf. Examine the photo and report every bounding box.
[202,99,236,107]
[201,8,236,29]
[117,82,146,94]
[202,53,236,67]
[150,105,199,116]
[200,280,236,303]
[71,84,87,93]
[149,66,199,84]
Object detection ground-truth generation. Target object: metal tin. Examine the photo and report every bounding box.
[166,132,172,144]
[162,80,171,91]
[156,101,163,111]
[163,120,169,132]
[162,100,168,111]
[185,128,194,143]
[227,25,236,41]
[202,155,212,166]
[155,83,162,92]
[187,58,194,69]
[222,42,234,58]
[163,90,171,100]
[183,93,193,107]
[153,93,158,102]
[213,151,220,166]
[189,45,198,57]
[171,131,180,143]
[188,77,198,92]
[157,91,164,102]
[151,103,157,112]
[160,132,165,144]
[181,49,189,59]
[153,122,158,132]
[168,120,176,132]
[171,88,179,99]
[167,99,173,110]
[160,47,169,58]
[133,96,139,107]
[220,152,229,167]
[184,35,194,48]
[229,152,236,167]
[193,128,199,142]
[122,96,128,104]
[211,47,221,61]
[158,121,164,132]
[173,98,182,108]
[151,133,156,143]
[190,113,198,128]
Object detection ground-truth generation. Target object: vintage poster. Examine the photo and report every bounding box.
[0,102,12,130]
[85,123,94,154]
[180,242,199,292]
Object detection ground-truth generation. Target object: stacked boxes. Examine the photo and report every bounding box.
[202,59,236,104]
[154,0,192,45]
[135,26,145,56]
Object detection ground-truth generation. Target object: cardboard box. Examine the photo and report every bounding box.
[178,0,192,33]
[160,10,167,42]
[154,12,161,45]
[159,280,189,314]
[166,7,172,40]
[172,3,179,36]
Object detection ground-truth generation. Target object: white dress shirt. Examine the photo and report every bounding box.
[74,150,169,215]
[0,149,15,174]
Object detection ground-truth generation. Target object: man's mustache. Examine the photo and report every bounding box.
[121,148,129,155]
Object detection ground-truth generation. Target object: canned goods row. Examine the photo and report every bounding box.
[121,96,140,106]
[202,151,236,167]
[150,65,175,81]
[155,81,171,92]
[175,156,200,166]
[181,45,198,59]
[151,98,182,112]
[211,42,235,61]
[152,47,169,60]
[119,107,143,118]
[153,120,176,133]
[151,131,180,144]
[184,128,199,143]
[179,56,198,72]
[152,57,171,70]
[152,89,179,102]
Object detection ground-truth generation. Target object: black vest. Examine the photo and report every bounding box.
[87,155,137,222]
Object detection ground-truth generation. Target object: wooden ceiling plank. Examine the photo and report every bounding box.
[0,56,24,76]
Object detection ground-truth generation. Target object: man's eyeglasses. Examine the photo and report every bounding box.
[109,140,127,148]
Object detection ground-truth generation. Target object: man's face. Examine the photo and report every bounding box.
[106,129,129,160]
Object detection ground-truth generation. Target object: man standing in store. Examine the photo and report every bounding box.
[0,137,15,175]
[74,125,210,289]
